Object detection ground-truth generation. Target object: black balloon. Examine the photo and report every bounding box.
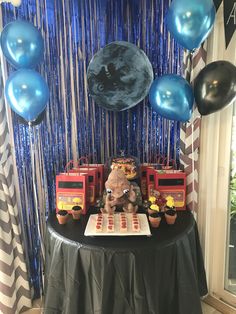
[16,109,46,126]
[194,61,236,115]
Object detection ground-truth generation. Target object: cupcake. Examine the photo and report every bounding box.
[149,212,162,228]
[148,203,159,215]
[148,204,162,228]
[56,210,69,224]
[71,205,82,220]
[165,197,177,225]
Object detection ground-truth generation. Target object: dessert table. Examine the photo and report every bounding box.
[44,210,207,314]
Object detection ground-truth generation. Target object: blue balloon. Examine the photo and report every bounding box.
[166,0,216,51]
[149,74,194,122]
[0,20,44,69]
[5,69,49,122]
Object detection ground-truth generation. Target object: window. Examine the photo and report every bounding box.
[225,104,236,297]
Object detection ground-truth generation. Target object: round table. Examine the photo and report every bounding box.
[44,210,207,314]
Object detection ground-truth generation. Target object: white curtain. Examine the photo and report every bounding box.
[198,3,236,295]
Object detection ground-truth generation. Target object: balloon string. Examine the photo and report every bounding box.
[191,122,195,212]
[167,121,170,166]
[186,50,194,83]
[28,122,45,287]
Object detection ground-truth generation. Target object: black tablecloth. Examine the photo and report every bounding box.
[44,211,208,314]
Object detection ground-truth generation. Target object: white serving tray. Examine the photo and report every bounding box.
[84,213,151,236]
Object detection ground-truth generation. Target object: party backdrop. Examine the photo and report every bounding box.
[1,0,183,297]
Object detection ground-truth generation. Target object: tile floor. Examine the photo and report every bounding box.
[22,300,223,314]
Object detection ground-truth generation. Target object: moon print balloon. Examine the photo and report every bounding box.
[87,41,153,111]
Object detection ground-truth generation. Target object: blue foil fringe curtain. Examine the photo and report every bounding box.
[1,0,183,298]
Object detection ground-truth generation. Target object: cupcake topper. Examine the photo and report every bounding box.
[73,197,81,205]
[150,204,160,212]
[166,196,175,208]
[149,196,156,204]
[57,201,64,210]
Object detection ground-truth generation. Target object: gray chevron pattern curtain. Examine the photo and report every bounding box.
[0,64,32,312]
[179,47,207,212]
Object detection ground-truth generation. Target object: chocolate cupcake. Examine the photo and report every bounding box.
[148,203,159,215]
[71,206,82,220]
[165,197,177,225]
[56,210,69,224]
[148,212,162,228]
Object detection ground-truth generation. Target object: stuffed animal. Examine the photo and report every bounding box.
[101,169,142,214]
